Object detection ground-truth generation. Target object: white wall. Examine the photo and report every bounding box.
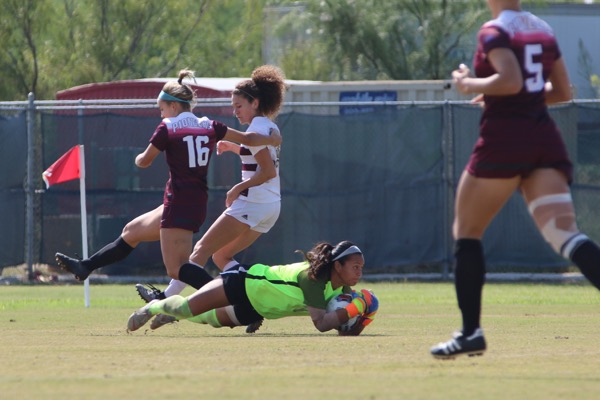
[533,4,600,98]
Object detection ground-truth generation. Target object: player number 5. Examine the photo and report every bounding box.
[183,135,210,168]
[524,44,544,93]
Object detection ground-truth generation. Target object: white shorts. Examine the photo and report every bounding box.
[225,198,280,233]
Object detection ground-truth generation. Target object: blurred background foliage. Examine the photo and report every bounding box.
[0,0,593,100]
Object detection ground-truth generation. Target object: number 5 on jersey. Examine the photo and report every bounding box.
[524,43,544,93]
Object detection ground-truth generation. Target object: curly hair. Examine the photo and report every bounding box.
[299,240,359,281]
[160,69,197,111]
[233,65,287,119]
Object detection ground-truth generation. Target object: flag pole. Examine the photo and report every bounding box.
[79,145,90,308]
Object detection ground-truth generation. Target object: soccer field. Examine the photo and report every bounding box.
[1,282,600,400]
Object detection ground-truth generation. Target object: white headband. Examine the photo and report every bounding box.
[332,245,362,261]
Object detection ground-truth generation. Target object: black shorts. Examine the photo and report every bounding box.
[221,265,263,325]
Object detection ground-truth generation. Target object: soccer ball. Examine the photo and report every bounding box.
[326,293,360,332]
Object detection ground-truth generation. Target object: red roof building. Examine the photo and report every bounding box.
[55,78,245,116]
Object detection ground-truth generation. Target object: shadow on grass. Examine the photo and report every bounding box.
[117,330,389,338]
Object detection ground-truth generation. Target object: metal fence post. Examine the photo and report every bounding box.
[441,100,454,279]
[25,92,35,281]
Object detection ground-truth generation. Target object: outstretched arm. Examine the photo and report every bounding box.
[224,127,281,147]
[217,140,241,155]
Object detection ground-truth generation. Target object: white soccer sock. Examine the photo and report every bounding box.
[163,279,187,297]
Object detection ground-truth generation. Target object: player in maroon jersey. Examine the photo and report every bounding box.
[431,0,600,359]
[55,70,281,289]
[135,65,287,333]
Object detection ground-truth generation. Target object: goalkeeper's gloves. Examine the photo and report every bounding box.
[344,295,367,319]
[352,289,379,326]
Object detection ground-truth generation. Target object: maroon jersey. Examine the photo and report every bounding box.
[150,112,227,206]
[474,10,561,120]
[466,11,572,182]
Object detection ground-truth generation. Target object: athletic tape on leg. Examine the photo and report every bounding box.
[528,193,586,257]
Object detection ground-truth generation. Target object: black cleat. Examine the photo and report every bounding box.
[431,328,487,360]
[55,252,91,281]
[135,283,166,303]
[245,317,264,334]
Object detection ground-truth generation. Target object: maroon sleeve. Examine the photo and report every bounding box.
[478,25,511,55]
[149,122,168,151]
[212,120,228,142]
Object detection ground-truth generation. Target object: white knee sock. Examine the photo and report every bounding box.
[163,279,187,297]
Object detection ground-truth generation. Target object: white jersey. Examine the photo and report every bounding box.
[239,116,280,203]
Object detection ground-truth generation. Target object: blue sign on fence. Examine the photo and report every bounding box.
[339,91,397,115]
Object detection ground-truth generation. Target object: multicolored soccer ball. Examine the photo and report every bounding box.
[326,293,360,332]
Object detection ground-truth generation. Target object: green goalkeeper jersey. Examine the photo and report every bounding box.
[244,262,351,319]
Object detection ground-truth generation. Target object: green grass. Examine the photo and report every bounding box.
[1,282,600,399]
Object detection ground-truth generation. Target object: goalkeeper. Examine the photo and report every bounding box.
[127,240,378,335]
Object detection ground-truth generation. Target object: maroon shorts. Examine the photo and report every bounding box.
[160,203,207,233]
[466,117,573,183]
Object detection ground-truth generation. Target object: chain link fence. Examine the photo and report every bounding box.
[1,97,600,280]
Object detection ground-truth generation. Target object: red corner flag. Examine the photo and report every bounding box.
[42,145,81,188]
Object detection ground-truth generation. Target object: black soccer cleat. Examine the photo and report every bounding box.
[245,317,264,334]
[430,328,487,360]
[135,283,166,303]
[55,252,91,281]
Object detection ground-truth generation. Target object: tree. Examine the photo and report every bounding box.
[577,39,599,98]
[0,0,491,99]
[54,0,213,90]
[271,0,486,81]
[0,0,56,100]
[181,0,267,78]
[0,0,269,100]
[263,3,333,81]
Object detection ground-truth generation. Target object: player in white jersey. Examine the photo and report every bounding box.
[231,115,280,204]
[136,65,286,333]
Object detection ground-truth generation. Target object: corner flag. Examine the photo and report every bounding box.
[42,145,81,188]
[42,145,90,307]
